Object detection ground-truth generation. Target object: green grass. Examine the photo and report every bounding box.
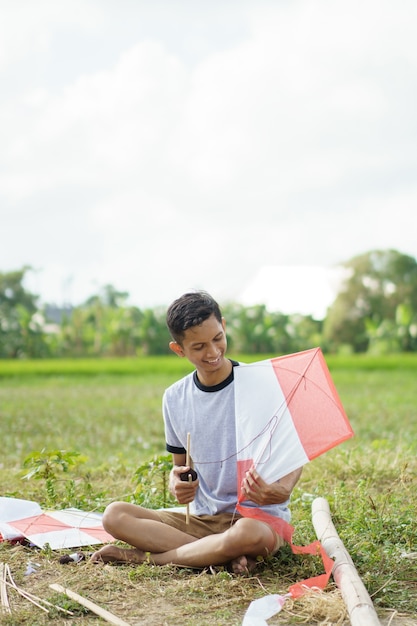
[0,355,416,624]
[1,351,416,378]
[0,355,195,378]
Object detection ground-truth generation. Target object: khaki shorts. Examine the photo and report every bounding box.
[156,510,284,555]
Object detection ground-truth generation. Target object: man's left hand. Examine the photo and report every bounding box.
[241,466,302,505]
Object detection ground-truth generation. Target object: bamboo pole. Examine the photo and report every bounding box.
[50,584,131,626]
[312,497,382,626]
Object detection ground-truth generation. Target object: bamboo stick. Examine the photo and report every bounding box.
[312,497,382,626]
[50,584,131,626]
[5,565,73,615]
[5,579,49,613]
[186,432,191,525]
[0,563,11,614]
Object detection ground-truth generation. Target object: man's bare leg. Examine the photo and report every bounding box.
[147,519,275,568]
[91,502,198,564]
[91,546,258,573]
[91,503,277,569]
[91,544,146,564]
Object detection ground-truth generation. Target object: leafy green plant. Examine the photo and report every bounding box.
[133,454,178,509]
[22,449,88,507]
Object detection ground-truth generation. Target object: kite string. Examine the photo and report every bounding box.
[191,413,282,468]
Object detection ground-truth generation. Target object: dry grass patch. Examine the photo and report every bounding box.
[0,541,352,626]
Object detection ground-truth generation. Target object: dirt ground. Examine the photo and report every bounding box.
[379,615,417,626]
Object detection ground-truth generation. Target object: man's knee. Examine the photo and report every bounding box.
[231,518,276,554]
[102,501,126,534]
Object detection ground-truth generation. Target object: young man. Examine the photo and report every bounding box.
[91,291,302,573]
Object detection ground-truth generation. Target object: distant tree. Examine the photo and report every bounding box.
[84,284,129,309]
[0,267,48,357]
[223,303,293,354]
[139,307,171,355]
[285,314,323,353]
[108,306,144,356]
[323,250,417,353]
[58,285,144,357]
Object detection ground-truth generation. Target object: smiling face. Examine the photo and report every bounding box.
[169,313,231,386]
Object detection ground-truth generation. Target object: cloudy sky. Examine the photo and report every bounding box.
[1,0,416,317]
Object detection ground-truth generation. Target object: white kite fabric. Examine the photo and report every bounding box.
[234,348,354,623]
[0,497,114,550]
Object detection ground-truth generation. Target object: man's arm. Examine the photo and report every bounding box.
[241,466,303,506]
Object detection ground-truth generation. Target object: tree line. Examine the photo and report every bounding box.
[1,249,416,359]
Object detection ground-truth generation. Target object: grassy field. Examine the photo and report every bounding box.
[0,354,416,625]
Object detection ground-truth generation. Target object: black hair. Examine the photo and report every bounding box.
[166,291,222,344]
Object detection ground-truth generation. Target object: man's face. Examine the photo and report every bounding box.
[170,314,229,383]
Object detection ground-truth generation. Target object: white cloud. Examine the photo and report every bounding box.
[1,40,188,202]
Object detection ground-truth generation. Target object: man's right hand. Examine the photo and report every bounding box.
[170,465,199,504]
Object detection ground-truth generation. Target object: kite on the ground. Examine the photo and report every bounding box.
[0,497,114,549]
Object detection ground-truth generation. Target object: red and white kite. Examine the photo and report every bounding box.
[234,347,353,492]
[234,348,354,622]
[0,497,114,549]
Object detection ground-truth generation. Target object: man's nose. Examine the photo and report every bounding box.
[206,342,219,356]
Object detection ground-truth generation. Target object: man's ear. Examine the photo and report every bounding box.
[169,341,184,357]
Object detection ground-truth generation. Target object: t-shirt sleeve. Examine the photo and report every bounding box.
[162,389,186,455]
[166,442,186,454]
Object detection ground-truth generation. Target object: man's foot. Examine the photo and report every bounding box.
[90,544,146,565]
[229,555,258,575]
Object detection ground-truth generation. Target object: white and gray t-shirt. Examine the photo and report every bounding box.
[163,360,291,522]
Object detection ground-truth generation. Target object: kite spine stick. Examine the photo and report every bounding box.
[186,432,191,524]
[50,584,131,626]
[311,497,382,626]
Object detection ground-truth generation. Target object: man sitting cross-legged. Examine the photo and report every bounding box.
[91,291,302,573]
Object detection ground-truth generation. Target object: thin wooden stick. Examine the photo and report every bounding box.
[4,580,74,615]
[186,432,191,525]
[0,563,11,614]
[50,584,131,626]
[5,578,49,613]
[5,565,73,615]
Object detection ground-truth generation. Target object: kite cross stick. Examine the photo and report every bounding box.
[50,584,131,626]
